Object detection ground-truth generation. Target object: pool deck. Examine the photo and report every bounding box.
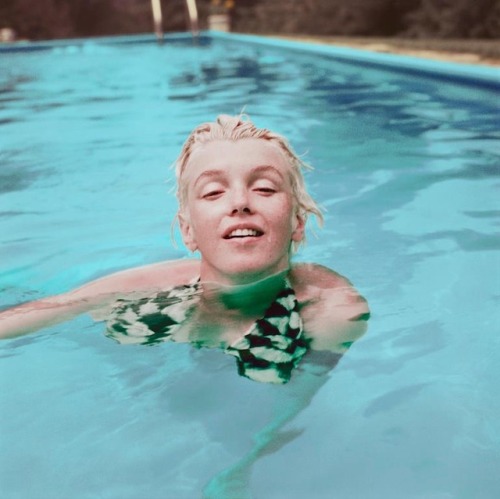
[266,35,500,67]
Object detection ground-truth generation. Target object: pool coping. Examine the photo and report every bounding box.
[1,30,499,89]
[208,32,500,89]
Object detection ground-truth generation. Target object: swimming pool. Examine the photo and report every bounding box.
[1,32,499,498]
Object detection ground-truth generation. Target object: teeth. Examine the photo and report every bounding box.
[229,229,259,238]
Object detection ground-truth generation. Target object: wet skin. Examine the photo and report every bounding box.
[0,139,369,351]
[179,138,305,285]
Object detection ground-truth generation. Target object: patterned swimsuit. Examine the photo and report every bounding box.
[104,279,310,384]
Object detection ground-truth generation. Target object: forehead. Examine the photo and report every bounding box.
[183,138,289,181]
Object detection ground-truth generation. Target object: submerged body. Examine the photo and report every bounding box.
[0,259,368,380]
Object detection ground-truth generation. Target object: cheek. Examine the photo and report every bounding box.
[269,206,296,242]
[188,206,218,240]
[278,199,296,226]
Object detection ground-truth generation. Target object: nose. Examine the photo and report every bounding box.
[230,186,252,215]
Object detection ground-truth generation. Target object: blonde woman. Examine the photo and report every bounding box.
[0,115,369,384]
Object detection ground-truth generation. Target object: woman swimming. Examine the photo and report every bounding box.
[0,115,369,383]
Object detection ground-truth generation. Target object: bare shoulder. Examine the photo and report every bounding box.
[290,263,370,352]
[70,259,201,299]
[290,262,368,308]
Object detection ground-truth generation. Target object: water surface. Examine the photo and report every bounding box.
[0,36,499,498]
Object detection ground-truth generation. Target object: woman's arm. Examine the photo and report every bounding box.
[0,259,200,340]
[0,292,112,339]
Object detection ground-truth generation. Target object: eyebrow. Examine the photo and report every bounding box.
[251,165,285,180]
[193,169,224,189]
[193,165,285,188]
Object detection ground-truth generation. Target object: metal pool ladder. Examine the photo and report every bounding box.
[151,0,199,42]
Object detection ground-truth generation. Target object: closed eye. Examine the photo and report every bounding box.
[203,190,224,199]
[254,187,276,195]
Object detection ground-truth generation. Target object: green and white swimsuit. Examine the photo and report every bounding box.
[104,279,309,384]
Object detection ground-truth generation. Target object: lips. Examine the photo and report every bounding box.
[223,225,264,239]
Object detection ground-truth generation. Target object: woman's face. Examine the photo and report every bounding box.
[179,138,304,284]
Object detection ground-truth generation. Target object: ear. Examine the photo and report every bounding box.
[178,212,198,252]
[291,212,305,243]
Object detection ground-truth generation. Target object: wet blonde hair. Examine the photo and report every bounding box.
[174,114,323,247]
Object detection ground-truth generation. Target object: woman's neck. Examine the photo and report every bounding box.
[199,270,289,316]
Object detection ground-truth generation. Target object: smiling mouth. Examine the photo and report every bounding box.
[224,228,264,239]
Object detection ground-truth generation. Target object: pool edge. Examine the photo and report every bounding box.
[2,30,498,88]
[210,31,500,89]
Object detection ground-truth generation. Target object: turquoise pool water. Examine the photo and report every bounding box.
[1,33,499,498]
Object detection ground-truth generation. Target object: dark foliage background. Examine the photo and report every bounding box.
[1,0,499,41]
